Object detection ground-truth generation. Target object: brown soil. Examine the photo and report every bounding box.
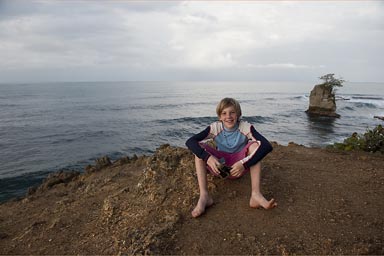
[0,143,383,255]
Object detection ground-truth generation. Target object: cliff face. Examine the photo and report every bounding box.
[306,84,340,117]
[0,145,207,255]
[1,144,383,255]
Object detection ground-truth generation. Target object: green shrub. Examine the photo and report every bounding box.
[329,125,384,153]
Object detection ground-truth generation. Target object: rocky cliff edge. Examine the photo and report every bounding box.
[0,144,383,255]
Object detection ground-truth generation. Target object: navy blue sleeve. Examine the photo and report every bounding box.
[243,126,273,169]
[185,126,211,162]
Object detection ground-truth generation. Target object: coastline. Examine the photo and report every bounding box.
[1,143,383,254]
[2,81,383,197]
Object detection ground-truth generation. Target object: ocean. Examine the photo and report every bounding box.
[1,81,383,202]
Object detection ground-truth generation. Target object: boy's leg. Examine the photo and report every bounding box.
[192,155,214,218]
[249,162,277,209]
[248,144,277,209]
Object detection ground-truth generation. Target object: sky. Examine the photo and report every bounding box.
[0,0,383,83]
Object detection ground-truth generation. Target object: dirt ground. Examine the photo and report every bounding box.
[0,143,383,255]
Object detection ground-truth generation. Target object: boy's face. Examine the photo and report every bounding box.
[219,105,238,130]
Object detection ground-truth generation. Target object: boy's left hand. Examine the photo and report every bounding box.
[230,161,245,177]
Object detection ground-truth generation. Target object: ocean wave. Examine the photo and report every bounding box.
[156,116,217,125]
[346,95,384,108]
[238,99,258,103]
[31,130,120,146]
[79,101,214,113]
[162,130,188,139]
[292,95,309,101]
[126,101,214,111]
[351,96,384,100]
[243,116,275,124]
[340,106,355,111]
[91,106,128,112]
[0,103,20,108]
[352,102,378,109]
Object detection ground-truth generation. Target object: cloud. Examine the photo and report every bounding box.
[0,0,383,82]
[247,63,325,69]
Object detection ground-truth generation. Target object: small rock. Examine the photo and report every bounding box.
[115,156,130,165]
[236,233,244,240]
[0,232,9,239]
[95,156,112,169]
[85,165,96,173]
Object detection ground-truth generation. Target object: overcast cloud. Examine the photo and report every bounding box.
[0,0,383,83]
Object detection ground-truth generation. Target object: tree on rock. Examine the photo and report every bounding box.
[306,74,345,118]
[319,73,345,92]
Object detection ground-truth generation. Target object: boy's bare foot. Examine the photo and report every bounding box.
[249,193,277,209]
[192,195,214,218]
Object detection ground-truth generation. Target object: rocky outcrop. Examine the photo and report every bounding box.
[1,144,384,255]
[306,84,340,117]
[27,170,80,196]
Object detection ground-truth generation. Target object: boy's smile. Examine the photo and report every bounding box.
[219,106,238,130]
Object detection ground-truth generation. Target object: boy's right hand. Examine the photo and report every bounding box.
[207,156,221,176]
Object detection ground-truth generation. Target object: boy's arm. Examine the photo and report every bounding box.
[242,126,273,169]
[185,126,212,162]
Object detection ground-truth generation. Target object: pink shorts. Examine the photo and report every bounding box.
[200,142,257,179]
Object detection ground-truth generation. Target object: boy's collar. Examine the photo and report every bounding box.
[222,121,239,132]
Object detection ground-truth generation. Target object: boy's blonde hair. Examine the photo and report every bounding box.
[216,98,242,118]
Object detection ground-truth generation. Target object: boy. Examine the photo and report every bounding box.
[186,98,276,218]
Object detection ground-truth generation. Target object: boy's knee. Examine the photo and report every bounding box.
[247,142,259,155]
